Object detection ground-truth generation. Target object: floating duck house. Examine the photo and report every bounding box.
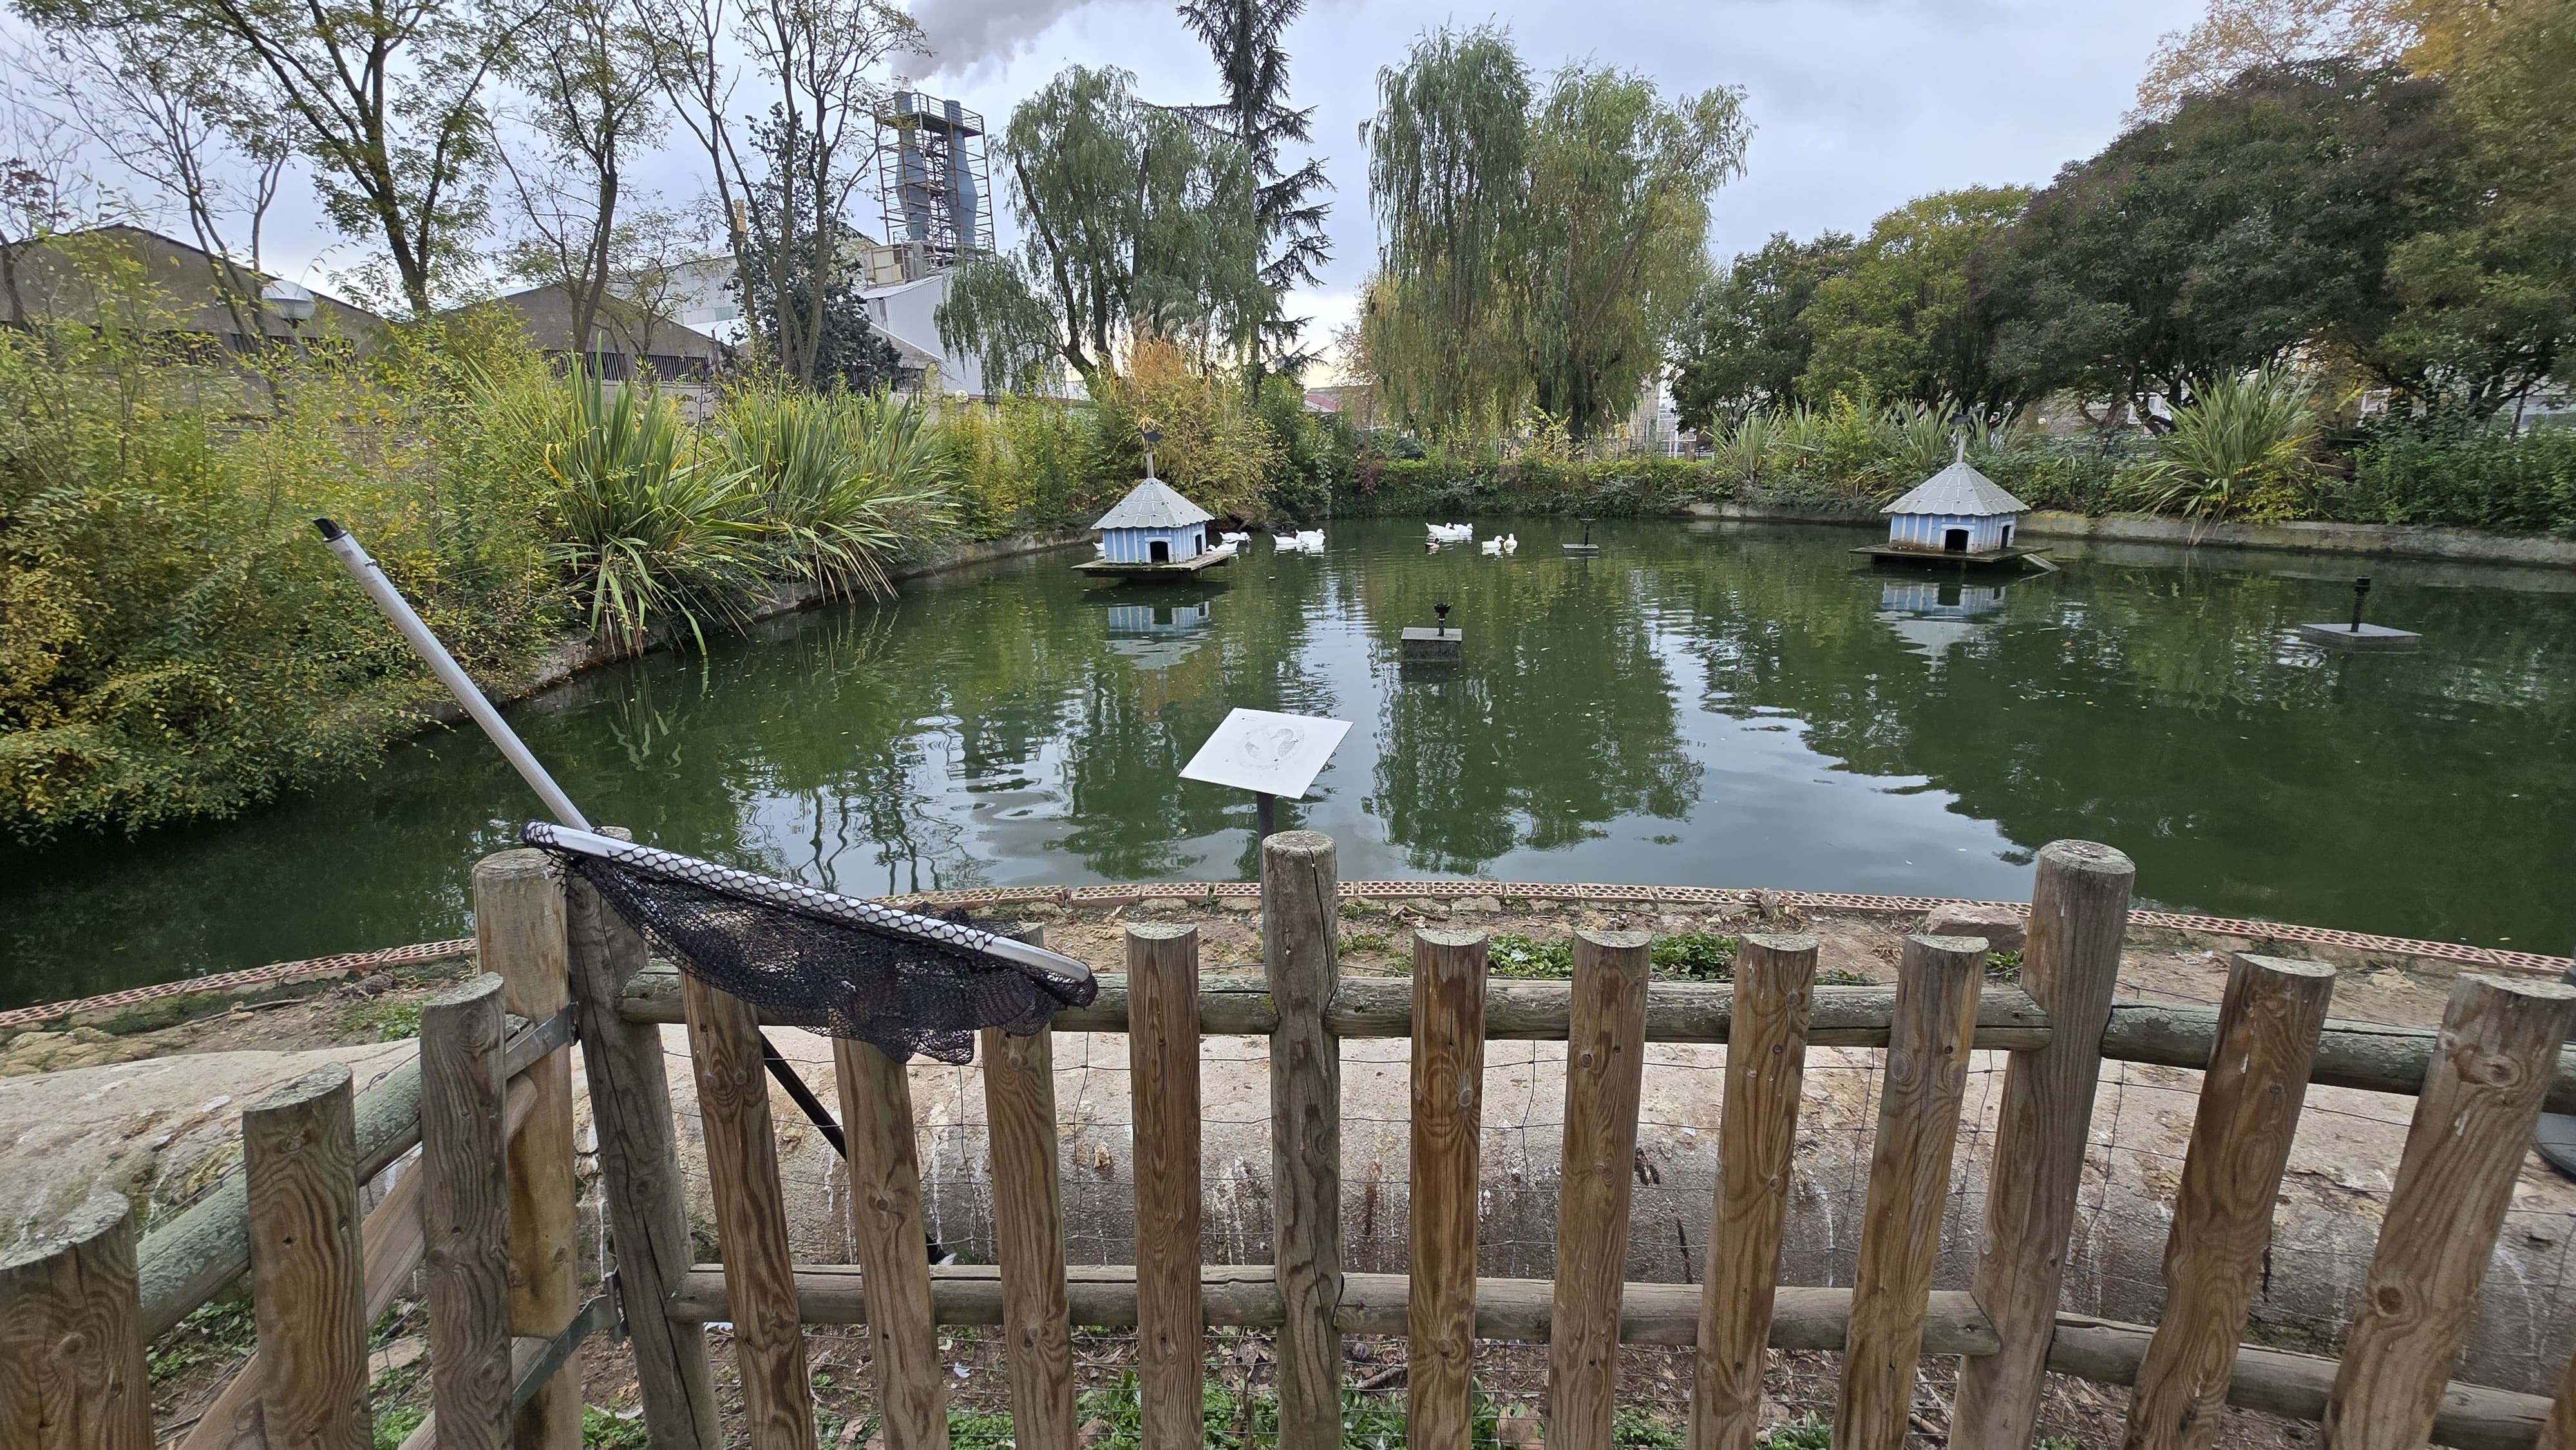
[1855,444,2048,571]
[1077,478,1238,581]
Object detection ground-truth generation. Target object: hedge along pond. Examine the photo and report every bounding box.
[5,515,2572,1006]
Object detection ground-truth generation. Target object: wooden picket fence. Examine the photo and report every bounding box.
[11,833,2576,1450]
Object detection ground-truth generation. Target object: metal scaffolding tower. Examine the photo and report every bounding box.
[875,90,996,281]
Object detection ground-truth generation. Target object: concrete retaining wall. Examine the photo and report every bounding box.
[1683,499,2576,570]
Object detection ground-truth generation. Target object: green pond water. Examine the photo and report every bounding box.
[6,516,2573,1008]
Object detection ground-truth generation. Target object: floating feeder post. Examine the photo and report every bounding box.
[1401,602,1464,666]
[2297,574,2420,652]
[1562,516,1602,559]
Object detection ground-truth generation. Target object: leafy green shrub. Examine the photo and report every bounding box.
[2329,412,2576,536]
[0,282,563,840]
[580,1405,652,1449]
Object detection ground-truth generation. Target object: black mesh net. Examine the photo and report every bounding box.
[522,822,1097,1064]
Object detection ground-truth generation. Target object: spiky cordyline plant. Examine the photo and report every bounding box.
[533,372,764,655]
[716,386,956,601]
[2129,366,2325,522]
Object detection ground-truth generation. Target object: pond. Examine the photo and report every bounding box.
[6,515,2573,1008]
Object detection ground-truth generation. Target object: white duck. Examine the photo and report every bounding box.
[1295,529,1325,552]
[1427,522,1475,543]
[1220,531,1250,545]
[1480,536,1503,556]
[1501,533,1519,554]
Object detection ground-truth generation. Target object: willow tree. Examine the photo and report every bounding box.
[938,64,1265,397]
[1520,67,1745,440]
[1365,29,1748,440]
[1361,26,1532,433]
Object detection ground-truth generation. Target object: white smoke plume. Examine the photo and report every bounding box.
[911,0,1103,75]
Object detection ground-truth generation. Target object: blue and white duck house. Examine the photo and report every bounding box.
[1077,474,1240,581]
[1859,440,2048,572]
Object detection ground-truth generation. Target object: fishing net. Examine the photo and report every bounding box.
[523,822,1097,1064]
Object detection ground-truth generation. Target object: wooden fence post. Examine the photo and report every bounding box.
[2323,974,2576,1450]
[837,1035,947,1450]
[1129,923,1206,1450]
[0,1188,150,1450]
[1549,930,1652,1450]
[243,1064,371,1450]
[982,926,1075,1450]
[1689,932,1819,1450]
[422,974,516,1450]
[683,973,821,1450]
[1409,928,1489,1450]
[1264,830,1342,1450]
[2122,956,2334,1450]
[1951,840,2135,1449]
[1835,935,1984,1450]
[565,849,721,1450]
[2537,1341,2576,1450]
[474,849,583,1450]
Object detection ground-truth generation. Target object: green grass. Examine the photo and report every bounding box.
[374,1408,428,1450]
[1985,949,2025,982]
[1760,1413,1832,1448]
[1616,1406,1687,1447]
[341,999,423,1041]
[1815,967,1878,986]
[1345,930,1395,953]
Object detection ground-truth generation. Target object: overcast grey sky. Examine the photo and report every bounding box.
[231,0,2199,349]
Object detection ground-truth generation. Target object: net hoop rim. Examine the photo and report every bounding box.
[520,822,1095,989]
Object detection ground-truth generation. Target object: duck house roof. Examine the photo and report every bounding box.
[1094,478,1214,531]
[1882,457,2031,516]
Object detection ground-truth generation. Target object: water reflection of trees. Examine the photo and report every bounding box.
[1368,553,1700,873]
[1642,534,2576,943]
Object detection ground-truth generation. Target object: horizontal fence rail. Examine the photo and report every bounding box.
[611,963,2576,1113]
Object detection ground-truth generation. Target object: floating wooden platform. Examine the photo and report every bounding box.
[1853,543,2053,574]
[2297,622,2421,652]
[1074,543,1240,582]
[1399,627,1463,665]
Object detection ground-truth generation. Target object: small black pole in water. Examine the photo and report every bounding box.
[1256,791,1278,840]
[2351,576,2372,633]
[1580,514,1595,545]
[1434,601,1452,637]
